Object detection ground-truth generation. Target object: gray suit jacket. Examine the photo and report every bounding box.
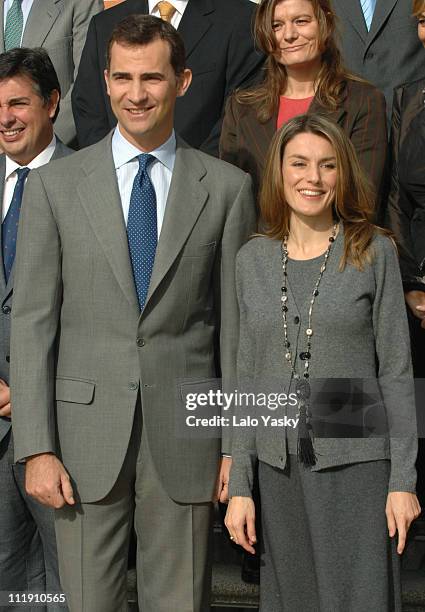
[0,0,103,145]
[0,138,72,444]
[10,134,256,504]
[332,0,425,118]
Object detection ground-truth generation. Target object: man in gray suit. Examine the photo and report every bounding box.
[0,0,103,146]
[11,15,255,612]
[332,0,425,120]
[0,47,71,609]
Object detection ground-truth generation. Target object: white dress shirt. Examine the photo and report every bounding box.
[112,127,176,238]
[148,0,188,29]
[3,0,35,44]
[2,134,56,221]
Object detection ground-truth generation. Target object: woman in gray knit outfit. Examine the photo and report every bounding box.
[225,114,420,611]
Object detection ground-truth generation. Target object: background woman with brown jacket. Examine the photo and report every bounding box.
[219,0,387,212]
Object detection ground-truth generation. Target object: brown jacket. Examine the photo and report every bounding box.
[219,79,387,211]
[386,78,425,291]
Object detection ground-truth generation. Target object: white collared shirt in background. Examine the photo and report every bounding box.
[2,134,56,221]
[148,0,188,29]
[3,0,35,43]
[112,126,176,238]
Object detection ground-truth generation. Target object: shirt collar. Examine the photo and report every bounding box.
[148,0,188,16]
[112,126,176,173]
[5,134,56,179]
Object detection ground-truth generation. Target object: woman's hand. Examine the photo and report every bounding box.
[225,496,256,554]
[405,291,425,328]
[386,491,421,554]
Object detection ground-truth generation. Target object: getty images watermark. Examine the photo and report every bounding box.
[185,389,299,429]
[176,376,422,439]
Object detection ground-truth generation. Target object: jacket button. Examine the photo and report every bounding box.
[136,337,145,347]
[294,316,300,324]
[129,381,138,391]
[5,355,10,363]
[2,305,11,314]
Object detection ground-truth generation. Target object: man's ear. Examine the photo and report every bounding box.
[48,89,60,119]
[176,68,192,98]
[104,69,111,97]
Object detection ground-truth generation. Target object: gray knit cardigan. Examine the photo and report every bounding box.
[229,231,417,498]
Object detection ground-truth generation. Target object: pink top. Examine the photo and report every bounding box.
[277,96,314,129]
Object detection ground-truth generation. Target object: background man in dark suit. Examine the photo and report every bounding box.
[11,16,255,611]
[332,0,425,121]
[0,47,72,611]
[0,0,104,146]
[72,0,264,155]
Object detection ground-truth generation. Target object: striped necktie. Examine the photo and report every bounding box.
[4,0,24,51]
[360,0,377,31]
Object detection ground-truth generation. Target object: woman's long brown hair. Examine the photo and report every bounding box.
[259,114,391,269]
[413,0,425,17]
[238,0,362,122]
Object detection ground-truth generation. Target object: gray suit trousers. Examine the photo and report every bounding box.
[0,430,65,611]
[54,404,213,612]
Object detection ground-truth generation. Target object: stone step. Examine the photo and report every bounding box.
[127,565,425,610]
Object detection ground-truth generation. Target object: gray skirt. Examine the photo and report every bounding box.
[259,456,401,612]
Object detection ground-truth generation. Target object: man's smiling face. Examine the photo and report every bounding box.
[104,38,191,152]
[0,74,57,165]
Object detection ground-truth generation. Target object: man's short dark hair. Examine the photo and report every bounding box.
[0,47,61,122]
[107,14,186,76]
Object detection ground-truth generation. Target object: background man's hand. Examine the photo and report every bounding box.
[25,453,75,509]
[405,291,425,328]
[0,378,11,417]
[214,456,232,503]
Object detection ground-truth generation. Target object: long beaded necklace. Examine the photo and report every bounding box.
[280,223,338,466]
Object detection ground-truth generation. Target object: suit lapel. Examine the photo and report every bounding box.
[366,0,398,50]
[336,0,367,43]
[22,0,61,48]
[309,96,347,126]
[399,84,425,148]
[144,141,208,309]
[0,2,4,52]
[0,157,7,296]
[245,105,276,177]
[50,139,69,161]
[177,0,214,59]
[76,135,139,313]
[4,139,69,298]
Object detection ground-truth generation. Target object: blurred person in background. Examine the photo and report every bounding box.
[0,0,103,147]
[332,0,425,124]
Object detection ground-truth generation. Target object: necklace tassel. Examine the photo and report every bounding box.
[297,418,316,467]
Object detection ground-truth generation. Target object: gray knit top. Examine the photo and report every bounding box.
[229,230,417,498]
[285,255,326,455]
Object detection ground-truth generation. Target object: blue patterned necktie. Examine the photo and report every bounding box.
[4,0,24,51]
[127,154,157,310]
[2,166,30,282]
[360,0,377,31]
